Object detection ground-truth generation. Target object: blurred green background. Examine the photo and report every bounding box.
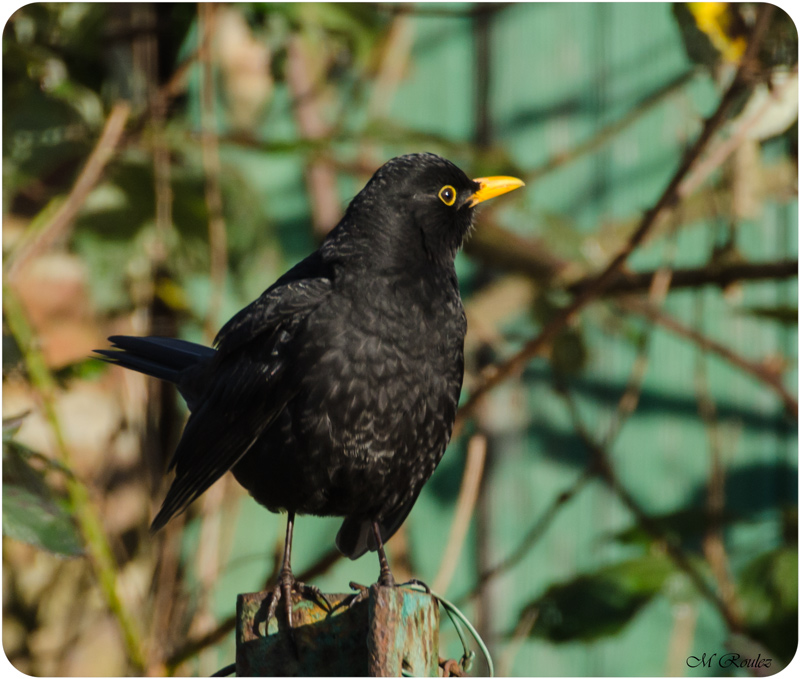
[2,3,797,676]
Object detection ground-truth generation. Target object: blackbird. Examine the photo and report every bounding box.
[96,153,523,627]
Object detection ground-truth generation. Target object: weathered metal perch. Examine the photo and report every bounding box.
[236,585,439,676]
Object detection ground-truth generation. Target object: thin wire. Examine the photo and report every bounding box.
[402,583,493,677]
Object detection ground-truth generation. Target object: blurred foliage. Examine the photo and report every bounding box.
[520,552,677,643]
[737,546,798,662]
[1,2,797,676]
[2,420,82,557]
[674,3,798,71]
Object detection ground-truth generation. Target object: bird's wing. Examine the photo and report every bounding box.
[151,274,332,531]
[214,251,332,355]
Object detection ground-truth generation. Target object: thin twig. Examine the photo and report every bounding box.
[497,606,539,677]
[140,12,183,667]
[147,515,186,672]
[432,434,488,594]
[6,102,131,282]
[559,383,743,633]
[525,69,697,184]
[679,64,799,199]
[150,87,172,264]
[2,286,146,671]
[377,2,516,18]
[619,297,798,418]
[122,41,207,141]
[199,3,229,341]
[693,295,743,628]
[457,470,591,605]
[286,33,341,237]
[603,218,680,445]
[166,615,236,673]
[569,258,798,296]
[464,219,572,286]
[665,603,698,676]
[366,13,415,122]
[455,4,775,430]
[357,12,417,171]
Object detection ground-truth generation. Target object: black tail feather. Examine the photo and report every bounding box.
[94,335,215,383]
[336,489,422,559]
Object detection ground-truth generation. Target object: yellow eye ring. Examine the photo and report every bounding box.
[438,185,457,206]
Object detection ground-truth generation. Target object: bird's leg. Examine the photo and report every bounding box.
[373,520,396,587]
[348,520,397,608]
[264,512,329,635]
[264,511,297,629]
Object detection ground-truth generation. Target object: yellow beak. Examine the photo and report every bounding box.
[468,175,525,206]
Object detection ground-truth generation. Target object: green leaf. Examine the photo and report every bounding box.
[610,507,734,548]
[53,356,109,383]
[2,443,83,556]
[2,414,28,442]
[737,546,798,662]
[532,292,587,375]
[550,327,588,376]
[3,485,84,557]
[520,553,675,642]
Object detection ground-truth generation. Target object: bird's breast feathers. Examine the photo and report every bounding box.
[290,281,465,466]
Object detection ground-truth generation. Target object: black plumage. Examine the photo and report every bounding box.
[97,153,523,623]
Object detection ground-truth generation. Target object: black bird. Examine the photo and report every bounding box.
[96,153,523,626]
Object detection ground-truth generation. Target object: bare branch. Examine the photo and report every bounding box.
[432,433,487,594]
[619,296,798,417]
[166,615,235,672]
[525,69,697,184]
[199,3,229,341]
[286,34,342,238]
[464,219,572,285]
[6,101,131,282]
[693,297,744,628]
[604,220,681,445]
[570,259,797,296]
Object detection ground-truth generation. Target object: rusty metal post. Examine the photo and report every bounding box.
[236,585,439,676]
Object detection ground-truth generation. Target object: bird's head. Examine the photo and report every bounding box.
[331,153,524,269]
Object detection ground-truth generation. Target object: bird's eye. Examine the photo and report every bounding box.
[438,185,457,206]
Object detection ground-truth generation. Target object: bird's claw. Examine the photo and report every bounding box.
[347,572,427,610]
[347,581,370,608]
[261,569,328,656]
[301,582,333,612]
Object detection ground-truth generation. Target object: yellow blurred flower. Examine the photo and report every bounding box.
[688,2,747,63]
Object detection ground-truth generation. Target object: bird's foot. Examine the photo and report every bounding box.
[378,568,396,588]
[263,568,330,653]
[346,574,434,612]
[347,581,370,608]
[347,570,422,608]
